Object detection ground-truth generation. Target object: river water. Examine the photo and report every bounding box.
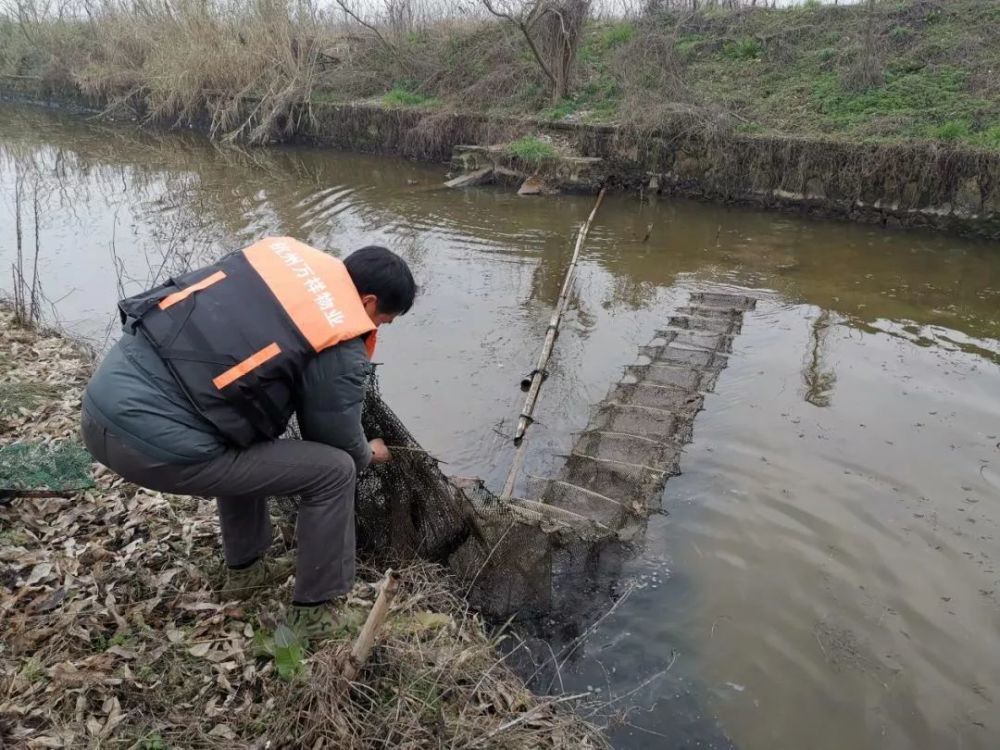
[1,104,997,749]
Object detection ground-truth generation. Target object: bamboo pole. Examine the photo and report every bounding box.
[342,569,401,682]
[501,188,607,499]
[508,497,613,533]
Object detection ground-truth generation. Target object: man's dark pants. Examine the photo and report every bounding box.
[81,407,357,603]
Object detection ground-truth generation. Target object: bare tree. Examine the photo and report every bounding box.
[480,0,590,104]
[333,0,409,66]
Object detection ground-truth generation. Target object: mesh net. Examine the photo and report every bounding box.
[355,372,622,619]
[0,440,95,492]
[284,290,756,621]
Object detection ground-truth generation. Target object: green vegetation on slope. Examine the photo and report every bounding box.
[1,0,997,149]
[506,136,558,162]
[652,0,1000,147]
[382,84,436,108]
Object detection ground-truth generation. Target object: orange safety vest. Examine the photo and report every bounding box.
[119,237,376,446]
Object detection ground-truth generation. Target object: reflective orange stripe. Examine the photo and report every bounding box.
[213,343,282,390]
[159,271,227,310]
[242,238,375,352]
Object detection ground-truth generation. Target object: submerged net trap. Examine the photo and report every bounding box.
[350,290,757,620]
[356,373,622,619]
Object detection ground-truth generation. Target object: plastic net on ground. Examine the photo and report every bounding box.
[0,440,94,499]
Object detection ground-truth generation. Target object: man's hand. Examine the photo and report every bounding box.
[369,438,392,465]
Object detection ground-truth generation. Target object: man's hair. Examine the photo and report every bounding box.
[344,246,417,315]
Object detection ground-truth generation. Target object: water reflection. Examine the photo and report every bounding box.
[803,310,837,407]
[2,103,999,750]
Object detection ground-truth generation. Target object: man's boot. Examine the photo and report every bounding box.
[220,556,294,600]
[286,601,358,647]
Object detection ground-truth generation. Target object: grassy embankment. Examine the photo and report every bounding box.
[0,0,997,150]
[0,308,605,747]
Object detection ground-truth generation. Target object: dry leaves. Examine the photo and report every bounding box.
[0,309,606,748]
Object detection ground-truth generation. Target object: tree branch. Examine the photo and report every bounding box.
[481,0,559,88]
[333,0,406,66]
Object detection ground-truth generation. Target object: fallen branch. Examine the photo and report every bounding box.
[342,568,401,682]
[0,489,77,503]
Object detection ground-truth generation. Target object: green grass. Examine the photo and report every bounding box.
[656,0,999,148]
[931,120,971,141]
[816,47,837,63]
[506,136,557,162]
[539,77,620,121]
[578,21,634,80]
[19,657,46,683]
[675,33,706,61]
[540,98,579,120]
[137,734,167,750]
[969,125,1000,150]
[382,85,434,108]
[722,38,763,61]
[109,632,135,649]
[593,22,634,51]
[811,68,967,125]
[809,67,996,143]
[888,25,913,44]
[254,624,306,680]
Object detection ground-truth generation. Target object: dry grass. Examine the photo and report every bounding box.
[77,0,336,144]
[3,0,996,147]
[3,0,371,144]
[0,308,608,748]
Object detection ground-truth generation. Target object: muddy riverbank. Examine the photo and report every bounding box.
[3,86,999,240]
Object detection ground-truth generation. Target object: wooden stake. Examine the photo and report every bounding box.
[502,187,607,498]
[342,569,401,682]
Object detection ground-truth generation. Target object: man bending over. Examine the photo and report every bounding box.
[81,238,415,644]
